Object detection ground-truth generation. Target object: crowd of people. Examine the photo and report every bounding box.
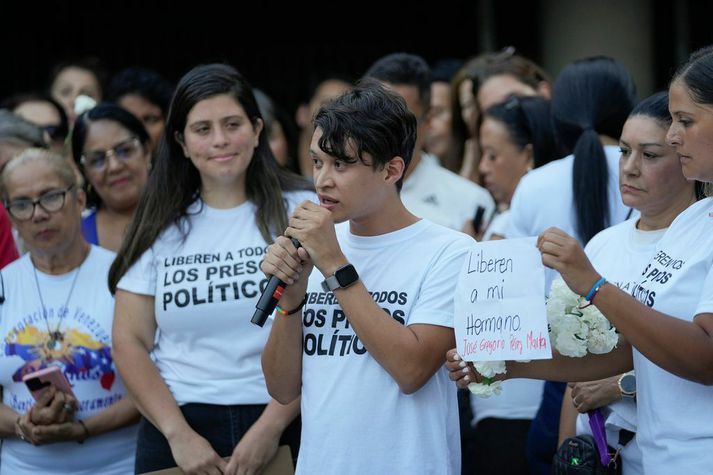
[0,44,710,475]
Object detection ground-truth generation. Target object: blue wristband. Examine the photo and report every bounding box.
[585,277,607,301]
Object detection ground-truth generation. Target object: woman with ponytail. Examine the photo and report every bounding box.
[508,56,637,288]
[504,56,637,475]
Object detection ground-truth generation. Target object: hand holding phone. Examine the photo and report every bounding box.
[22,366,75,401]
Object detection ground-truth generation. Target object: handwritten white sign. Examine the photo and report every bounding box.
[455,237,551,361]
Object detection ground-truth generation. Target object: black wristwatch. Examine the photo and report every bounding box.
[321,264,359,292]
[618,372,636,399]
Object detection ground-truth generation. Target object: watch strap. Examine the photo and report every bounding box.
[321,264,358,292]
[322,274,340,292]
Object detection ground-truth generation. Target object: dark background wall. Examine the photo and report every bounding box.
[1,0,540,115]
[2,0,712,117]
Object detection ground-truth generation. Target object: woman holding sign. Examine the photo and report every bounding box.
[555,91,700,475]
[448,47,713,475]
[110,64,313,474]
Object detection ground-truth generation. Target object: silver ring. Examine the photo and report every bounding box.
[62,403,73,412]
[573,396,580,407]
[18,432,26,442]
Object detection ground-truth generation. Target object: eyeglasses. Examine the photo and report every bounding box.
[5,185,75,221]
[80,137,142,172]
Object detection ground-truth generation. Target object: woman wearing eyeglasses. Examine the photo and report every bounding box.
[0,148,138,474]
[71,104,150,252]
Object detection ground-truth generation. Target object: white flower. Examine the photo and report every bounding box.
[474,360,506,378]
[555,330,588,357]
[546,278,618,358]
[74,95,97,116]
[467,360,507,398]
[587,326,618,354]
[468,380,503,397]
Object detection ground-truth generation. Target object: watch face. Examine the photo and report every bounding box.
[620,374,636,393]
[335,264,359,287]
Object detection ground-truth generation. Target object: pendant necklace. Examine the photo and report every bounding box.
[33,260,83,351]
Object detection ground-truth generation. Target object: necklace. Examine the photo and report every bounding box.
[33,260,83,351]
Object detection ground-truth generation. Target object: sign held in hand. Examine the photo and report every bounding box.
[455,237,551,362]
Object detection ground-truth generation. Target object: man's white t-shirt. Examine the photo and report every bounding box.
[628,197,713,474]
[296,219,472,475]
[0,246,136,475]
[401,153,495,231]
[507,145,633,291]
[573,217,665,475]
[118,192,314,405]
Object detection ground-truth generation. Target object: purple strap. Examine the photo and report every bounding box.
[588,408,612,466]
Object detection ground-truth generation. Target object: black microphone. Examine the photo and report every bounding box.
[251,239,301,327]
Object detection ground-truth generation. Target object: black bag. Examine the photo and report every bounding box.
[552,434,621,475]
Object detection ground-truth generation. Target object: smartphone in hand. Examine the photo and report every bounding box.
[22,366,75,401]
[472,206,486,233]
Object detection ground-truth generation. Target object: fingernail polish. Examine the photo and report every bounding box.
[462,366,469,373]
[458,361,466,368]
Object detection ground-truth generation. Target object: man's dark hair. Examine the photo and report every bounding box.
[107,67,174,115]
[364,53,431,114]
[313,78,417,191]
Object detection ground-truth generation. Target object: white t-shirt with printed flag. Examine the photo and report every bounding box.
[117,191,314,406]
[628,197,713,475]
[0,246,136,475]
[296,219,471,475]
[573,217,665,475]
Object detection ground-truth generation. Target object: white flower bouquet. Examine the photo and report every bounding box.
[546,279,618,358]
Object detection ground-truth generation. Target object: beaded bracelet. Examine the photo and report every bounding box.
[276,295,307,317]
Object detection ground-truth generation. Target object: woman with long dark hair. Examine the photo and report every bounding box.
[110,63,313,474]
